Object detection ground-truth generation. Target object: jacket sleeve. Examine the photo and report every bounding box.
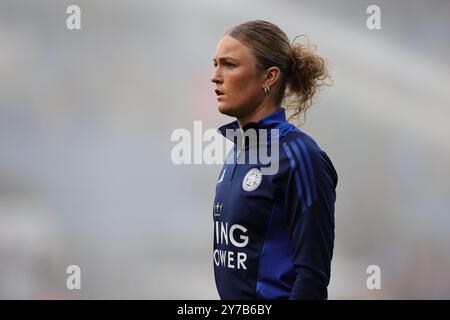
[279,138,338,300]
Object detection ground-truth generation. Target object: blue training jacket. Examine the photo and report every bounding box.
[212,107,338,300]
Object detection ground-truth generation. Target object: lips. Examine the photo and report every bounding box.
[215,89,224,96]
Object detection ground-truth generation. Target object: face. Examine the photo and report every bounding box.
[211,36,266,118]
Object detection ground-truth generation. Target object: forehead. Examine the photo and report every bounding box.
[214,36,253,61]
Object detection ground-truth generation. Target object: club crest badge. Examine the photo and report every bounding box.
[242,168,262,192]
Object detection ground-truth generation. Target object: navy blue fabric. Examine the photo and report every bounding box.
[213,108,338,300]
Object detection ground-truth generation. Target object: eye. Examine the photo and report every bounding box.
[212,61,235,69]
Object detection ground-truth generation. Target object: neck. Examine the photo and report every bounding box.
[237,101,278,128]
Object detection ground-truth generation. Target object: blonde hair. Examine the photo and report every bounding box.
[225,20,331,125]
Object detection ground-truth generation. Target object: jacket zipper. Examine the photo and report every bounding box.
[230,129,245,182]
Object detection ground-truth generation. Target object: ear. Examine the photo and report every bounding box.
[263,66,281,88]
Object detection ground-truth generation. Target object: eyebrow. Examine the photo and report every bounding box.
[213,56,239,63]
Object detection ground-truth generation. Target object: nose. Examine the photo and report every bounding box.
[211,67,222,84]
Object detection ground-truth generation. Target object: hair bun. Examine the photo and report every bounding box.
[284,39,331,125]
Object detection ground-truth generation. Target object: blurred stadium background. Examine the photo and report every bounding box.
[1,0,449,299]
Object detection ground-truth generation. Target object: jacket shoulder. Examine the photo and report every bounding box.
[276,128,338,189]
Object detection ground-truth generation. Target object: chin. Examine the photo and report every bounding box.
[217,103,236,117]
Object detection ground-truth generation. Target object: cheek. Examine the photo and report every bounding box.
[229,70,259,97]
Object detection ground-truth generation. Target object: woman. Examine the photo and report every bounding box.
[211,20,338,300]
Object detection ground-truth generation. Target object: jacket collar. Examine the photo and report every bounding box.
[217,108,287,141]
